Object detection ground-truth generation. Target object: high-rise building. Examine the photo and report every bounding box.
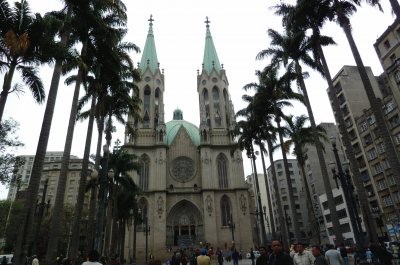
[123,17,253,260]
[266,159,311,244]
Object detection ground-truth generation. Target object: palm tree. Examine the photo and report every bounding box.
[281,114,328,244]
[331,0,400,230]
[275,0,381,244]
[0,0,56,122]
[13,6,73,264]
[243,67,304,243]
[44,1,132,263]
[388,0,400,17]
[257,28,345,244]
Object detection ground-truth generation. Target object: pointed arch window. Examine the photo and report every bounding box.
[220,195,231,226]
[143,87,151,128]
[155,88,160,124]
[217,154,228,189]
[212,87,221,127]
[138,198,149,230]
[139,155,150,191]
[223,89,230,127]
[203,89,210,127]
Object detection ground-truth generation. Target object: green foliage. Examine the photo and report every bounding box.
[0,119,24,185]
[0,199,24,252]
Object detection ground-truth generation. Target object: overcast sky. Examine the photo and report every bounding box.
[0,0,396,198]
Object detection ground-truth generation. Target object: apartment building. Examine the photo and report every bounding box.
[266,159,311,244]
[327,65,400,241]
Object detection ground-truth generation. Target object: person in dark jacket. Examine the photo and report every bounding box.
[312,246,328,265]
[268,240,294,265]
[256,246,269,265]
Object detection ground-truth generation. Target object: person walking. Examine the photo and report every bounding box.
[268,240,294,265]
[216,247,224,265]
[32,256,39,265]
[232,248,240,265]
[250,248,256,265]
[293,243,315,265]
[325,245,343,265]
[82,250,103,265]
[197,249,211,265]
[312,246,328,265]
[337,244,349,265]
[256,246,269,265]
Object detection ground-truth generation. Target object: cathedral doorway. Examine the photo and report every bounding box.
[166,200,204,248]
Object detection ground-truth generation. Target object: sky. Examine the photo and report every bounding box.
[0,0,397,199]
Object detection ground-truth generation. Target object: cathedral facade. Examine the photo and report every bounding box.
[124,17,253,260]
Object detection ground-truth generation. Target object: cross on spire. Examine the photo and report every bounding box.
[149,14,154,26]
[205,16,210,28]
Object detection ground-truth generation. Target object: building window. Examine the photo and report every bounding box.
[390,115,400,128]
[221,196,231,226]
[368,114,376,125]
[384,101,396,114]
[360,170,370,182]
[340,223,351,233]
[368,148,377,160]
[143,87,151,128]
[378,143,385,154]
[364,134,373,145]
[212,87,221,127]
[360,121,368,132]
[217,154,229,189]
[384,40,391,49]
[395,133,400,144]
[383,159,390,169]
[390,54,397,63]
[377,179,387,190]
[334,195,344,206]
[337,209,348,219]
[374,163,383,175]
[345,118,353,128]
[382,195,393,206]
[139,154,150,191]
[203,89,210,127]
[394,70,400,83]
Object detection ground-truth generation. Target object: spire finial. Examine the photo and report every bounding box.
[205,16,210,28]
[149,14,154,26]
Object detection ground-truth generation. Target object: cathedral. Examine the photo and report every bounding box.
[124,16,253,260]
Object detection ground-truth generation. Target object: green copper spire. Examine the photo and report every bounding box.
[140,15,159,74]
[202,17,221,75]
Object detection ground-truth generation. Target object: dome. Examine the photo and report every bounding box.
[165,119,200,146]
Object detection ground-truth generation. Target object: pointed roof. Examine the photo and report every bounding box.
[140,15,159,74]
[202,17,221,75]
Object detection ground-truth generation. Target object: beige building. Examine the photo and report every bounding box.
[327,65,400,241]
[123,18,253,261]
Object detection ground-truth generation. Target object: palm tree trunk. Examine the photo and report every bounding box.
[45,42,87,264]
[110,193,119,255]
[104,189,114,256]
[120,220,126,260]
[298,158,321,245]
[13,21,71,265]
[336,0,400,210]
[389,0,400,18]
[295,60,344,245]
[266,139,290,251]
[316,39,379,245]
[87,117,104,251]
[69,93,97,263]
[258,145,276,239]
[249,145,268,246]
[276,118,301,243]
[0,61,17,122]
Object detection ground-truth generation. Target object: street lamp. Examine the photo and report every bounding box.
[284,207,292,243]
[228,214,236,242]
[139,208,151,264]
[329,137,364,249]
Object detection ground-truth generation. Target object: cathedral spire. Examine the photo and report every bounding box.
[140,15,159,74]
[202,17,221,75]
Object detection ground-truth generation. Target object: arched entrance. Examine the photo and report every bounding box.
[166,200,204,248]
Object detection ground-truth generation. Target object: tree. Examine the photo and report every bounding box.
[274,0,379,244]
[257,28,345,244]
[281,114,328,244]
[0,0,64,122]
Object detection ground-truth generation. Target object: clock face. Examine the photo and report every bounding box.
[170,156,196,182]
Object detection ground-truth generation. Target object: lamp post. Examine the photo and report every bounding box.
[145,216,150,264]
[228,214,236,242]
[329,137,364,249]
[284,207,292,243]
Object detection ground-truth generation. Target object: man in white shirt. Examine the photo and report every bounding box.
[82,250,102,265]
[325,245,343,265]
[293,243,315,265]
